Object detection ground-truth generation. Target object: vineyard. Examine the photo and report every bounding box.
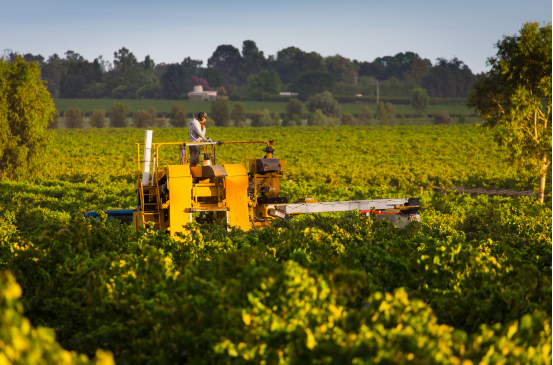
[1,125,551,364]
[52,98,476,118]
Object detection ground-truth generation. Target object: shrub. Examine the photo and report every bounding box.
[271,112,280,126]
[90,109,106,128]
[435,110,452,125]
[249,110,262,127]
[210,98,230,127]
[458,112,467,124]
[286,98,303,119]
[411,87,429,117]
[292,114,302,126]
[110,102,129,128]
[64,108,84,129]
[230,102,246,124]
[132,110,152,128]
[358,106,374,125]
[170,104,187,128]
[171,110,187,128]
[136,84,161,99]
[260,109,272,127]
[306,91,340,117]
[47,110,60,129]
[340,112,356,126]
[281,117,292,127]
[111,85,129,99]
[154,118,166,128]
[148,107,157,125]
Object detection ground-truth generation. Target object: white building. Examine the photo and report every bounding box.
[188,85,218,101]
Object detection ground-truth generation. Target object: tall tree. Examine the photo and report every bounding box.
[291,71,334,99]
[210,98,230,127]
[113,47,138,73]
[0,55,55,179]
[160,64,189,99]
[467,22,552,202]
[207,45,242,83]
[411,88,429,117]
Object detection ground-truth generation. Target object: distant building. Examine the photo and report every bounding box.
[188,85,217,101]
[279,92,298,96]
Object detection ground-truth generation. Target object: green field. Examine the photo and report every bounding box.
[53,98,476,117]
[1,126,550,363]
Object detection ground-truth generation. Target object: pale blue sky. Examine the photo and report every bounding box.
[1,0,551,73]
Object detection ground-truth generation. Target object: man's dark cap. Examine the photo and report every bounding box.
[198,112,209,120]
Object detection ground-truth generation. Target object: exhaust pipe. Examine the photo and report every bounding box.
[142,130,153,186]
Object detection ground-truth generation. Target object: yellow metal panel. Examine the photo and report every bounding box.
[223,164,250,231]
[165,165,192,239]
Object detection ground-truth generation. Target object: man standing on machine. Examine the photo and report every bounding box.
[189,112,212,167]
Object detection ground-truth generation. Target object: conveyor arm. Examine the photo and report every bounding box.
[273,198,418,215]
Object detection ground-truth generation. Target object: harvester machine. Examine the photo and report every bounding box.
[133,131,420,239]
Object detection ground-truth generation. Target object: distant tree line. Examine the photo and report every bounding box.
[6,41,480,102]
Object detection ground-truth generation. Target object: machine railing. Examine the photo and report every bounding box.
[135,140,271,182]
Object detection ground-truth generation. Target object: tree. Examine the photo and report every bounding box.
[64,108,84,128]
[148,107,157,125]
[306,91,340,117]
[0,55,55,179]
[203,68,225,88]
[385,103,396,124]
[210,98,230,127]
[249,110,262,127]
[340,113,356,126]
[434,111,451,125]
[247,70,281,95]
[467,22,552,202]
[290,71,334,99]
[160,64,189,100]
[170,104,187,128]
[231,102,246,124]
[358,106,374,125]
[260,109,272,127]
[207,45,242,83]
[458,113,467,124]
[411,88,429,117]
[113,47,138,73]
[376,102,388,124]
[47,110,60,129]
[90,109,106,128]
[133,110,152,128]
[271,112,280,126]
[110,102,129,128]
[286,98,303,119]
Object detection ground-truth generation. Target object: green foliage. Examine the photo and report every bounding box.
[467,22,552,201]
[210,98,231,127]
[132,110,152,128]
[308,109,336,126]
[90,109,106,128]
[376,102,396,124]
[170,103,186,128]
[340,112,356,126]
[271,112,280,126]
[64,107,84,129]
[285,98,303,119]
[291,71,335,98]
[458,112,467,124]
[292,114,301,126]
[411,87,429,116]
[231,102,246,124]
[0,125,550,363]
[48,110,60,129]
[0,272,114,364]
[247,70,281,96]
[281,116,292,127]
[136,84,161,99]
[306,91,340,117]
[148,107,157,125]
[358,106,373,125]
[0,55,55,180]
[109,102,129,128]
[249,110,262,127]
[435,110,452,125]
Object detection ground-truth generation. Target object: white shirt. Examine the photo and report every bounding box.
[189,119,207,142]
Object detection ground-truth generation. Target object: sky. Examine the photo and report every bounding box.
[1,0,551,73]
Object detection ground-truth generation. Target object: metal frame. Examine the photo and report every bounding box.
[135,141,270,182]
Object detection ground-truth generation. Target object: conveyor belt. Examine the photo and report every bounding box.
[274,198,415,215]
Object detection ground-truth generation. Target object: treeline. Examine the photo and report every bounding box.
[9,42,480,102]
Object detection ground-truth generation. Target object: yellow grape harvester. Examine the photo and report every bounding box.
[133,130,420,239]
